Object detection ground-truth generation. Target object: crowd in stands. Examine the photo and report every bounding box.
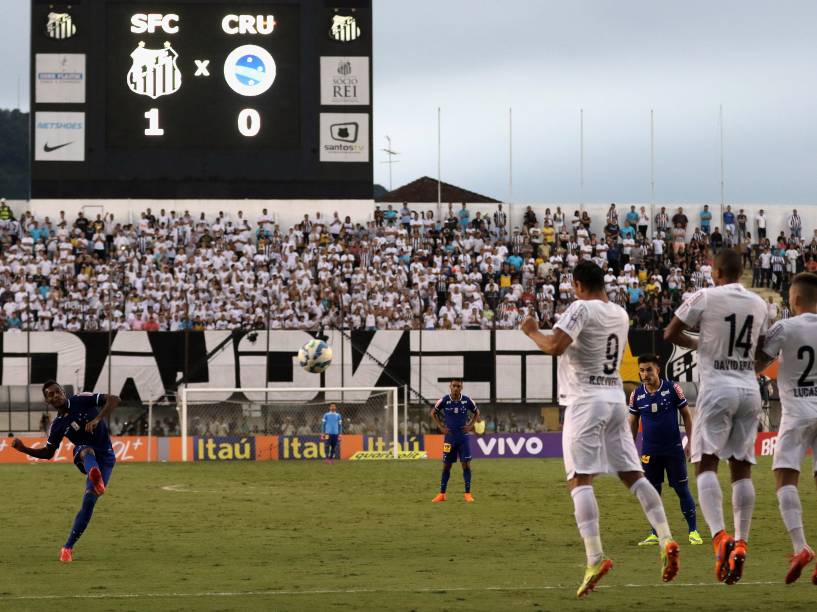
[0,197,815,332]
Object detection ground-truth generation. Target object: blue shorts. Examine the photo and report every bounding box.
[325,434,339,446]
[442,434,471,464]
[641,450,687,488]
[73,446,116,490]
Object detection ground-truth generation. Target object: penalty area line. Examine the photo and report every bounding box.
[1,581,782,601]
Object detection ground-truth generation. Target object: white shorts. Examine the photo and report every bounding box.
[692,386,761,464]
[562,400,642,480]
[773,414,817,473]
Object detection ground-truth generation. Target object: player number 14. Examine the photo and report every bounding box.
[144,108,261,137]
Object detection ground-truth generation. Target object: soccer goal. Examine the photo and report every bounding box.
[178,386,401,461]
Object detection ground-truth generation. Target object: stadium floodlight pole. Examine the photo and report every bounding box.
[650,109,656,240]
[508,106,513,207]
[579,108,585,208]
[437,107,442,217]
[719,104,725,218]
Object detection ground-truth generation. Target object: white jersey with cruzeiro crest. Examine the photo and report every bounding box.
[761,312,817,418]
[553,299,629,405]
[674,283,768,392]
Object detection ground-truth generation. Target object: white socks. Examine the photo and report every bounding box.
[777,485,807,553]
[630,478,672,545]
[732,478,755,542]
[571,485,603,566]
[696,471,725,538]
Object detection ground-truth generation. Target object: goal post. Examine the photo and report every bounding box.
[178,386,401,461]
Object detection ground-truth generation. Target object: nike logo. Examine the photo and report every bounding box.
[43,142,74,153]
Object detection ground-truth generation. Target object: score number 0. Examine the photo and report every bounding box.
[144,108,261,137]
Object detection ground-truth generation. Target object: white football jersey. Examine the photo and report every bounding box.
[554,299,629,405]
[675,283,768,391]
[761,313,817,417]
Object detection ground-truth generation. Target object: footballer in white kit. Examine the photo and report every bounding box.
[522,261,679,599]
[665,249,767,585]
[756,272,817,584]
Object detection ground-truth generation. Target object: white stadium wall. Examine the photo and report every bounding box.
[22,199,817,242]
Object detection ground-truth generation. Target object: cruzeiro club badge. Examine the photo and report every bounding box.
[127,42,182,99]
[223,45,276,96]
[46,12,76,40]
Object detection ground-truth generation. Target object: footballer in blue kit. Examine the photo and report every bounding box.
[430,379,480,502]
[321,403,342,462]
[628,354,702,546]
[11,380,120,563]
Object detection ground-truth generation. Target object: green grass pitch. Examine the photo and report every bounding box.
[1,457,815,611]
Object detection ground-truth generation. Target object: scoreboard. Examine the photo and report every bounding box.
[30,0,373,199]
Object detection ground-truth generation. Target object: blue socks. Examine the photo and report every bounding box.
[674,483,698,532]
[65,492,98,549]
[83,452,99,474]
[463,467,472,493]
[440,468,451,493]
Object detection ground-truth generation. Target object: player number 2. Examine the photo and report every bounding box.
[144,108,164,136]
[603,334,619,375]
[238,109,261,137]
[797,345,815,387]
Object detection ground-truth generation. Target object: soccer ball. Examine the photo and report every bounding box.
[298,339,333,374]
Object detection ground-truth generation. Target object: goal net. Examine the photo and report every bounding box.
[178,386,400,461]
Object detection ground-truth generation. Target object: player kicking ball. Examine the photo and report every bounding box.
[11,380,120,562]
[665,249,768,585]
[756,272,817,583]
[628,353,703,546]
[430,379,478,503]
[522,261,679,598]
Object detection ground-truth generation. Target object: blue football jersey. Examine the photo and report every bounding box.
[628,380,688,454]
[322,411,342,435]
[46,393,113,453]
[434,394,478,435]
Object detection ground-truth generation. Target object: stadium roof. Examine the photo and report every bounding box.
[376,176,501,204]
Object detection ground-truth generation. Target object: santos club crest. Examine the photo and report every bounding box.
[46,12,76,40]
[329,14,360,42]
[127,42,182,99]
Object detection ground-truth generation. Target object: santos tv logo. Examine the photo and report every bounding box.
[320,113,368,162]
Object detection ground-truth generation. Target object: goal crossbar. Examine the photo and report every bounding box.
[179,386,400,461]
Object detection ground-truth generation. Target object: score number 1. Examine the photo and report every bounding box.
[144,108,262,137]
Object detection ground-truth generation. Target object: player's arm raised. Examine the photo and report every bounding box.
[86,394,121,433]
[11,437,57,460]
[521,317,573,356]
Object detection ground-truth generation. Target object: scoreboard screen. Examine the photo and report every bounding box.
[31,0,373,199]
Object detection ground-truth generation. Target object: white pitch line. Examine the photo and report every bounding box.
[0,581,784,601]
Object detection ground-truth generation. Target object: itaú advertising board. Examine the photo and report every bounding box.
[0,433,786,462]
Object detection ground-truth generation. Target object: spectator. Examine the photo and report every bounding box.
[755,209,767,240]
[699,205,712,235]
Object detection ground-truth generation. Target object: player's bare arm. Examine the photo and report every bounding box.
[463,409,480,433]
[11,437,57,460]
[663,316,699,350]
[86,395,121,433]
[679,406,693,459]
[429,406,448,434]
[627,413,640,444]
[754,339,775,373]
[521,317,573,356]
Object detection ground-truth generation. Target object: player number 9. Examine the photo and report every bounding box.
[238,109,261,137]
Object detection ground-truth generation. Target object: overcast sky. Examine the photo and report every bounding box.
[3,1,816,203]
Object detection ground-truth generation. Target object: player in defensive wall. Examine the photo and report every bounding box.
[522,261,679,598]
[755,272,817,584]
